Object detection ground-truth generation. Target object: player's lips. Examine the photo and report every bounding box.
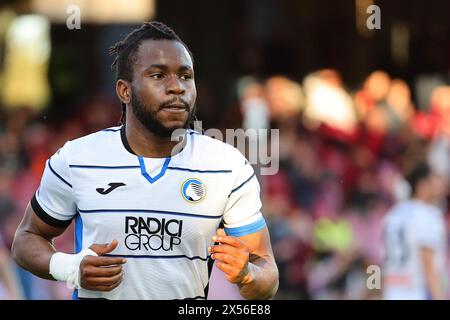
[161,103,188,113]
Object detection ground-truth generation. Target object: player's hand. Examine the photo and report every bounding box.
[209,229,252,286]
[79,239,126,292]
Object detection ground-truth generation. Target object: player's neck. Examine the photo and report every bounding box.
[124,121,182,158]
[412,193,433,204]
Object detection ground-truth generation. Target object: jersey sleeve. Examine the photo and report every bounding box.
[415,212,442,250]
[222,160,266,237]
[31,142,76,228]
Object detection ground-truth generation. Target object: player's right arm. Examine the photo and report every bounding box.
[12,203,126,291]
[12,143,125,291]
[416,212,445,300]
[12,202,69,280]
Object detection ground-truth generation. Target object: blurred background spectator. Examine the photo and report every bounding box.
[0,0,449,299]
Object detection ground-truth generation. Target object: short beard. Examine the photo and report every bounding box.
[131,90,195,138]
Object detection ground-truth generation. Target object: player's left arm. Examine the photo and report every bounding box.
[209,227,279,300]
[420,247,444,300]
[416,214,445,300]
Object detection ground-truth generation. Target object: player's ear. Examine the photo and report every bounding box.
[116,79,131,105]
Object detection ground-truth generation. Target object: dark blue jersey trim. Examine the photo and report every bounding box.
[68,164,231,173]
[167,167,232,173]
[103,254,208,261]
[69,165,140,169]
[228,172,255,197]
[101,128,121,132]
[31,194,73,228]
[48,158,72,188]
[174,296,206,300]
[78,208,223,219]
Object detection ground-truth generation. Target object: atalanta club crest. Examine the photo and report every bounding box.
[181,178,206,203]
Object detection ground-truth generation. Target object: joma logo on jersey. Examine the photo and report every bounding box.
[124,216,183,251]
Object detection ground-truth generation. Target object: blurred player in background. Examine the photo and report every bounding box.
[383,162,448,300]
[11,21,278,300]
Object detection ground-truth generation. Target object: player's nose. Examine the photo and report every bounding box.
[165,75,185,95]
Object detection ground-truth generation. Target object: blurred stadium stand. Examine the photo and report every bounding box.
[0,0,449,299]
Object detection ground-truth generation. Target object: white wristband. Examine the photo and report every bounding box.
[49,249,98,289]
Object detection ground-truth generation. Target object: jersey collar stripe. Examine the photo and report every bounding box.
[167,167,232,173]
[48,158,72,188]
[120,125,135,154]
[138,156,171,184]
[77,208,222,219]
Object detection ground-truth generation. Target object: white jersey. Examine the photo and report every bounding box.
[382,200,447,300]
[32,126,266,300]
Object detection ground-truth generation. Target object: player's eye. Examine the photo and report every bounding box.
[179,74,193,80]
[150,73,164,79]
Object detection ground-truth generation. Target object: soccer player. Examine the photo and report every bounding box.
[11,22,279,300]
[382,162,448,300]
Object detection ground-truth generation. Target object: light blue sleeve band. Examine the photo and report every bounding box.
[224,216,266,237]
